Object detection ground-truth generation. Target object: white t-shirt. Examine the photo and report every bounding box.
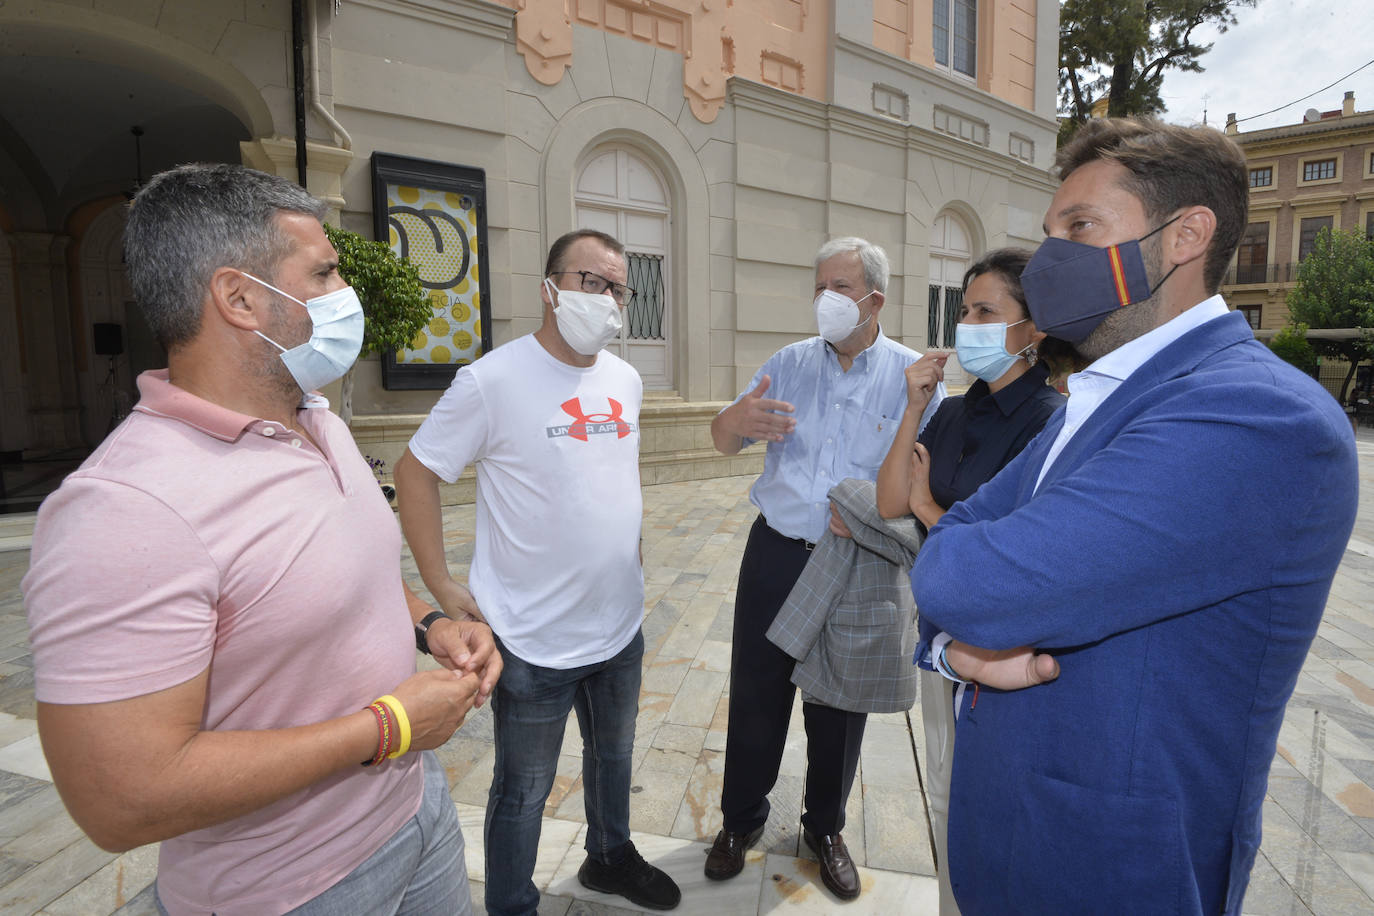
[409,334,645,668]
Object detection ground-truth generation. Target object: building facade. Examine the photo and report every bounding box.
[1221,91,1374,334]
[0,0,1059,505]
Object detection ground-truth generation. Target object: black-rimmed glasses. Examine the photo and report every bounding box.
[550,270,635,306]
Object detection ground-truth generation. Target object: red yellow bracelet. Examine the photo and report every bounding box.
[375,695,413,759]
[362,701,394,766]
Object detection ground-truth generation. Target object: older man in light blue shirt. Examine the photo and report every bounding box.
[705,237,944,901]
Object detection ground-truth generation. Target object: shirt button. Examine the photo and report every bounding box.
[262,427,276,437]
[291,439,302,448]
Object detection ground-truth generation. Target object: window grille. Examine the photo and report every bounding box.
[625,252,665,340]
[928,285,962,349]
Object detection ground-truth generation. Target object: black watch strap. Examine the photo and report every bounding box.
[414,610,452,655]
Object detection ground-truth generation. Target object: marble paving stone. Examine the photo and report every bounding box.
[6,461,1374,914]
[651,723,707,759]
[0,852,34,889]
[108,880,161,916]
[703,694,729,753]
[758,774,804,858]
[553,748,650,826]
[434,733,498,789]
[545,752,592,815]
[449,745,498,808]
[547,831,761,916]
[857,717,920,788]
[640,661,690,697]
[758,851,939,913]
[1265,773,1374,854]
[1241,849,1312,916]
[691,639,731,673]
[1328,848,1374,902]
[456,801,583,901]
[664,669,727,730]
[633,692,674,746]
[0,785,65,847]
[0,711,37,748]
[0,668,37,718]
[657,618,711,664]
[0,769,47,813]
[42,844,158,916]
[704,602,736,643]
[0,835,116,915]
[861,783,934,875]
[4,806,85,862]
[624,769,691,836]
[1255,797,1372,914]
[671,748,723,842]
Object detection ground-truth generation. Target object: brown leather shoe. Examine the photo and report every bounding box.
[704,825,764,880]
[804,828,860,900]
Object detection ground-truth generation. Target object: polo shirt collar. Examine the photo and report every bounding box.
[132,370,323,442]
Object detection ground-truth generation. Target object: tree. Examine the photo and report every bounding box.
[322,224,431,425]
[1058,0,1254,141]
[1267,323,1317,377]
[1286,226,1374,405]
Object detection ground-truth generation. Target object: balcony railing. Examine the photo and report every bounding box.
[1223,262,1298,286]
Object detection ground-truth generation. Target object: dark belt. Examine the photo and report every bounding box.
[757,514,817,551]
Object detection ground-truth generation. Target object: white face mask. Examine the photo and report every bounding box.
[814,288,875,344]
[545,277,623,356]
[243,272,364,393]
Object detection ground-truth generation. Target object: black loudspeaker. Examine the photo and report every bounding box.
[93,322,124,356]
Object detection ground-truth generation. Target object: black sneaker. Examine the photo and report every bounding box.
[577,841,682,910]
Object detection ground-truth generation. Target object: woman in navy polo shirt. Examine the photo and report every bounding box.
[875,246,1076,916]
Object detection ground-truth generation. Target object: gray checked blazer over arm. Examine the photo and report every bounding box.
[765,477,926,713]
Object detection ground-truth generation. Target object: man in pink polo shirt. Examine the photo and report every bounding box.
[22,163,501,915]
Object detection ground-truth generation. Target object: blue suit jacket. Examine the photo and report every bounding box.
[912,311,1358,915]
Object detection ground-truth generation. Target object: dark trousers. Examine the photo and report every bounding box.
[720,515,868,837]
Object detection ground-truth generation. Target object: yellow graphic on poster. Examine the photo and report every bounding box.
[386,185,483,365]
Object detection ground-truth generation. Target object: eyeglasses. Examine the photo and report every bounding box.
[550,270,635,306]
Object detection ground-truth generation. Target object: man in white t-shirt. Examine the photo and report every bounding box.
[395,229,681,916]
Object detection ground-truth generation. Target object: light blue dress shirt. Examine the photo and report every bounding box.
[732,330,945,543]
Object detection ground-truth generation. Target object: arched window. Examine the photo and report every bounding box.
[928,211,972,349]
[574,148,673,389]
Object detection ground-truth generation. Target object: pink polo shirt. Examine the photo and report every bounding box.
[23,371,423,915]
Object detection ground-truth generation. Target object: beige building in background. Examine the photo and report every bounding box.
[1222,91,1374,333]
[0,0,1059,506]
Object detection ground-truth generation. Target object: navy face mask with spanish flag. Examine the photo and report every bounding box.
[1019,215,1181,344]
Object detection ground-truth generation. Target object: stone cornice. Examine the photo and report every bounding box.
[833,35,1058,137]
[728,77,1055,191]
[347,0,515,40]
[729,79,831,131]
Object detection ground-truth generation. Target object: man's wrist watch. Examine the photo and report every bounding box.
[414,610,451,655]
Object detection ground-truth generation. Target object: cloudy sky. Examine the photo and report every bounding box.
[1154,0,1374,131]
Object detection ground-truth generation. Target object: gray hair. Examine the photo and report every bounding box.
[814,237,890,294]
[124,163,327,349]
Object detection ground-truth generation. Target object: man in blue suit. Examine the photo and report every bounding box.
[913,118,1359,915]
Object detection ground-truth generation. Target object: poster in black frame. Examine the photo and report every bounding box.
[371,153,492,390]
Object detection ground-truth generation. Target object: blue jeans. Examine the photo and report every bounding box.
[484,630,643,916]
[157,751,470,915]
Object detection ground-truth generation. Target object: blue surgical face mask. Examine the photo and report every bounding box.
[1019,216,1181,344]
[242,272,364,393]
[955,319,1031,382]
